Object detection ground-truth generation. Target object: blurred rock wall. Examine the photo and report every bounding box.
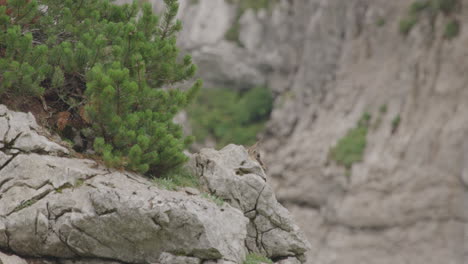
[118,0,468,263]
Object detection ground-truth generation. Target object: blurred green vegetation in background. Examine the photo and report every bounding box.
[189,86,273,148]
[400,0,460,36]
[330,113,371,171]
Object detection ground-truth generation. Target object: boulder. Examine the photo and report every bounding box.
[0,106,247,264]
[190,145,310,262]
[0,105,310,263]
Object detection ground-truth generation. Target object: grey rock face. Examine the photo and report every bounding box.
[0,105,310,263]
[0,105,68,155]
[190,145,310,262]
[0,251,28,264]
[0,106,249,263]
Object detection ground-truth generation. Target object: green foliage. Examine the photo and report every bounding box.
[244,254,273,264]
[444,19,460,39]
[376,17,386,27]
[189,86,273,148]
[392,115,401,133]
[0,0,201,176]
[400,0,460,36]
[399,16,418,35]
[153,167,200,191]
[12,198,38,213]
[153,177,178,191]
[75,178,85,188]
[379,104,387,114]
[410,1,430,15]
[432,0,458,13]
[373,105,387,130]
[225,20,242,45]
[330,113,371,170]
[201,193,224,206]
[0,1,48,96]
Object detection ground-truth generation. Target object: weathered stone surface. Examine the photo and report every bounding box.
[0,154,248,263]
[0,106,250,264]
[158,252,201,264]
[0,251,28,264]
[275,257,301,264]
[0,105,310,264]
[0,105,68,155]
[190,145,310,262]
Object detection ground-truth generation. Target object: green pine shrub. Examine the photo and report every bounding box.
[330,113,371,170]
[188,86,273,148]
[0,0,201,176]
[0,1,48,96]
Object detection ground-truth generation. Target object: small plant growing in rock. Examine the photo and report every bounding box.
[410,1,430,15]
[153,167,200,191]
[244,253,273,264]
[379,104,388,114]
[399,16,418,35]
[392,115,401,134]
[376,17,386,27]
[432,0,458,13]
[444,19,460,39]
[201,193,224,206]
[329,113,371,170]
[399,0,460,37]
[225,20,242,45]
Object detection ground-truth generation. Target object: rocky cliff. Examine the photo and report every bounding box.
[0,105,309,263]
[143,0,468,263]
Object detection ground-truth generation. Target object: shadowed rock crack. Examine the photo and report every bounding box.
[70,222,118,255]
[7,189,53,215]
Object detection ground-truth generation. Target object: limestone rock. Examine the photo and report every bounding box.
[0,105,311,264]
[0,106,249,264]
[0,251,28,264]
[190,145,310,262]
[0,105,68,155]
[158,252,201,264]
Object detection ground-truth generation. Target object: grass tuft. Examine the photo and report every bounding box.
[244,253,273,264]
[330,113,371,170]
[153,167,200,191]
